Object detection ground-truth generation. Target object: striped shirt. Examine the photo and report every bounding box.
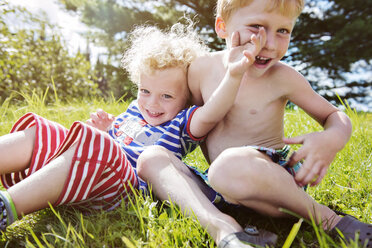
[108,100,203,174]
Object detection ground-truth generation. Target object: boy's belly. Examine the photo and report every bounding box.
[206,121,285,162]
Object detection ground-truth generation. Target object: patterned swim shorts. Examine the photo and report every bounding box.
[186,145,302,207]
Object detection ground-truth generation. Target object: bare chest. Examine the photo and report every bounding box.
[204,77,284,119]
[202,78,287,160]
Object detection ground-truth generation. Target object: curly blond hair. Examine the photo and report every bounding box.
[216,0,305,22]
[121,22,208,85]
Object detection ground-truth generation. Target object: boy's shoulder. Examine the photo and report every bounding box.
[265,62,318,105]
[270,61,297,75]
[188,51,225,84]
[188,51,225,99]
[267,61,306,84]
[191,51,224,69]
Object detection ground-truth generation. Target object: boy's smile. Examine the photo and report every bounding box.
[137,68,189,126]
[255,55,272,66]
[221,0,297,76]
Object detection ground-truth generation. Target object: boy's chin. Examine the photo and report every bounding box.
[145,117,167,126]
[248,64,272,77]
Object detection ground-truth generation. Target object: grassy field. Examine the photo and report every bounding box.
[0,93,371,247]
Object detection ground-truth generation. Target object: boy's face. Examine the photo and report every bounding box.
[137,67,189,126]
[219,0,297,76]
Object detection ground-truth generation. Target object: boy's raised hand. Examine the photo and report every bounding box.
[284,132,338,187]
[227,27,266,77]
[86,109,115,132]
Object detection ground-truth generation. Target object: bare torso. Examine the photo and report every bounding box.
[190,51,289,162]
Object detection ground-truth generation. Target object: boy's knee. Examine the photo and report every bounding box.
[208,148,239,182]
[137,145,170,179]
[209,147,258,174]
[208,147,266,192]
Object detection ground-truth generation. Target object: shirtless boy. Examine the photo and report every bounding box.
[137,0,372,247]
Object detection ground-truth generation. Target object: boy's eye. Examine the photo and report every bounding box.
[162,94,173,99]
[140,89,150,94]
[278,29,290,34]
[250,24,262,29]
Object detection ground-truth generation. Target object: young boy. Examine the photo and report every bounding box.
[0,22,263,233]
[137,0,372,247]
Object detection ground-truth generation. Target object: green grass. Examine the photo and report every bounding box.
[0,92,371,247]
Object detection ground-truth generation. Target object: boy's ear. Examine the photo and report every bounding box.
[215,16,228,39]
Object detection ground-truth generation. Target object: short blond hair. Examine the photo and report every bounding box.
[216,0,305,22]
[121,23,207,85]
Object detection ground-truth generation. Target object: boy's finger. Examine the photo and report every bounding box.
[250,34,259,52]
[231,31,241,47]
[258,27,266,47]
[294,165,309,187]
[311,167,327,186]
[286,151,298,167]
[302,160,321,186]
[302,170,317,186]
[90,114,101,123]
[242,34,259,63]
[287,147,305,167]
[242,50,255,64]
[295,159,314,186]
[97,109,107,119]
[283,135,305,145]
[108,114,115,121]
[245,27,265,56]
[86,119,93,126]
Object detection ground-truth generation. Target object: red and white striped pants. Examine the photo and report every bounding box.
[1,113,138,211]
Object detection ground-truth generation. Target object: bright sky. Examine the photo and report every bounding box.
[11,0,87,52]
[10,0,106,61]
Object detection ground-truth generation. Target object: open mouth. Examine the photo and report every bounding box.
[147,110,163,118]
[255,56,271,65]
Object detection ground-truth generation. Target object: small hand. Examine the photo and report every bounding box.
[284,132,337,187]
[228,27,266,77]
[86,109,115,132]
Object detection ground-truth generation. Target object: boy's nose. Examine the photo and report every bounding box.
[264,33,276,50]
[148,96,159,107]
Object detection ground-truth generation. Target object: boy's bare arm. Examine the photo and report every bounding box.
[283,70,352,186]
[189,29,265,138]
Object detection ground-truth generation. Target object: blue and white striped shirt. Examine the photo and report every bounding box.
[108,100,202,174]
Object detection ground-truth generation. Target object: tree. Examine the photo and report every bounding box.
[291,0,372,77]
[0,3,98,104]
[290,0,372,109]
[59,0,371,109]
[58,0,220,99]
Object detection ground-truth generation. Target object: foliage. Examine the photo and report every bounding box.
[292,0,372,78]
[2,0,370,107]
[58,0,372,75]
[57,0,221,100]
[57,0,371,109]
[59,0,173,100]
[0,3,98,104]
[94,56,135,101]
[0,94,371,247]
[290,0,372,107]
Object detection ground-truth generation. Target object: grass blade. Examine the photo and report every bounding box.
[282,218,303,248]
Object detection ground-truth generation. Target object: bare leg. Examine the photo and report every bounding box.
[0,127,36,174]
[137,146,243,244]
[8,144,76,216]
[208,147,341,230]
